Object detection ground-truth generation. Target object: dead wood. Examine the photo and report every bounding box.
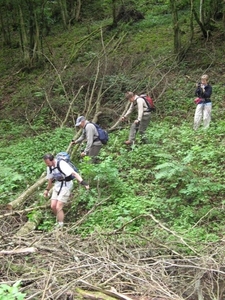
[0,247,36,256]
[108,101,130,132]
[15,218,42,236]
[6,175,46,210]
[0,224,225,300]
[9,203,49,237]
[79,281,134,300]
[61,85,84,128]
[76,287,116,300]
[0,204,48,219]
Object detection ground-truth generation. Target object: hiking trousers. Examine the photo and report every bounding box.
[129,113,151,142]
[88,144,102,163]
[193,102,212,130]
[89,144,102,156]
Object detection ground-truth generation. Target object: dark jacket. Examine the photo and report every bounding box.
[195,84,212,104]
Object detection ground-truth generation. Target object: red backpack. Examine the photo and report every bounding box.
[140,94,156,112]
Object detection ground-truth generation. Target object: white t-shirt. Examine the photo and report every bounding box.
[46,159,74,192]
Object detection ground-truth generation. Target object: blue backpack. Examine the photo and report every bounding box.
[49,152,79,195]
[49,152,79,182]
[90,122,109,145]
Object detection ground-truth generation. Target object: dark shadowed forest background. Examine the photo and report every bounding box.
[1,0,225,299]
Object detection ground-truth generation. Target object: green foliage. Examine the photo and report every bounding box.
[133,13,171,30]
[1,108,224,253]
[0,126,74,204]
[0,281,26,300]
[37,216,56,232]
[1,0,225,256]
[69,116,224,247]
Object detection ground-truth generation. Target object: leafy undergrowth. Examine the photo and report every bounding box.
[1,4,225,298]
[1,114,225,252]
[73,117,225,248]
[1,73,225,300]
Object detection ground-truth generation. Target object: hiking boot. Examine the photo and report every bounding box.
[124,140,132,145]
[54,222,64,230]
[140,135,150,144]
[141,138,150,144]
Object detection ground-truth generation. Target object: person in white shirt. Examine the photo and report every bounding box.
[43,153,89,227]
[121,91,151,145]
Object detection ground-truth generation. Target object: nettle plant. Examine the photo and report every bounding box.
[0,127,74,204]
[0,281,26,300]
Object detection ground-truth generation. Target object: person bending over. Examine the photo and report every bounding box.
[121,91,151,144]
[43,153,89,228]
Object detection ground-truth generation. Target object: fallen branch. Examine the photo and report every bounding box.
[15,212,43,236]
[41,262,55,300]
[0,247,37,256]
[149,213,199,255]
[0,204,48,219]
[7,175,46,210]
[76,288,114,300]
[108,101,130,132]
[68,196,111,232]
[79,280,134,300]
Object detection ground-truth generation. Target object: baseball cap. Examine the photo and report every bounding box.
[75,116,85,126]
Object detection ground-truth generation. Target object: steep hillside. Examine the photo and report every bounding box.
[1,8,225,128]
[1,6,225,300]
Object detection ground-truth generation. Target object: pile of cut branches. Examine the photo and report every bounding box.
[0,213,225,300]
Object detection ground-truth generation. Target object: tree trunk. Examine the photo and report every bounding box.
[189,0,194,44]
[75,0,82,22]
[13,203,49,236]
[199,0,204,23]
[193,8,208,38]
[0,9,11,46]
[7,175,46,210]
[32,9,41,63]
[78,281,134,300]
[112,0,118,27]
[15,218,42,236]
[59,0,69,29]
[223,0,225,32]
[18,4,30,64]
[170,0,181,56]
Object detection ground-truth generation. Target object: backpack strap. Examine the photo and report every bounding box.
[56,160,66,195]
[50,160,72,196]
[49,166,55,174]
[49,162,66,176]
[57,182,64,196]
[57,160,74,182]
[134,97,150,112]
[56,160,65,176]
[85,122,99,141]
[140,96,151,112]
